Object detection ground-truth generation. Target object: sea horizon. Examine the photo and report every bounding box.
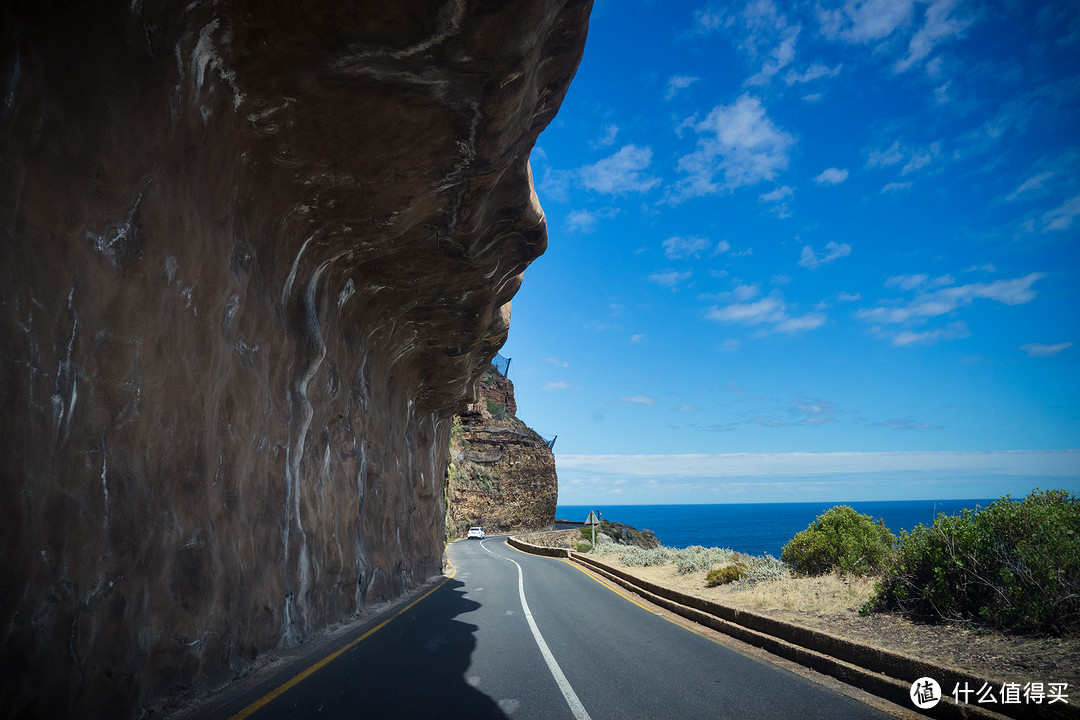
[556,498,998,557]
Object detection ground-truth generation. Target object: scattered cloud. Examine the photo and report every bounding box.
[546,356,570,368]
[648,269,693,287]
[565,207,619,234]
[1005,172,1055,202]
[760,185,795,203]
[580,144,661,195]
[798,241,851,269]
[891,321,971,346]
[859,273,1045,325]
[1021,342,1073,358]
[882,181,913,193]
[611,395,657,406]
[542,381,571,391]
[672,94,795,201]
[785,62,842,85]
[594,123,619,148]
[818,0,914,44]
[894,0,972,73]
[813,167,849,185]
[673,404,703,413]
[666,75,700,100]
[663,235,713,259]
[706,289,825,335]
[867,141,906,168]
[837,291,863,302]
[630,334,647,343]
[1043,194,1080,231]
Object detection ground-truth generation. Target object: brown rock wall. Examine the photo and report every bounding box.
[446,367,558,537]
[0,1,590,717]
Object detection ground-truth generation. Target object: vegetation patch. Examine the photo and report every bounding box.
[706,563,747,586]
[865,489,1080,636]
[781,505,896,577]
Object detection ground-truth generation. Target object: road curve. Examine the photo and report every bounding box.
[216,537,901,719]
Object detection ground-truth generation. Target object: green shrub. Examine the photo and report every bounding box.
[865,489,1080,635]
[706,563,747,586]
[575,541,593,553]
[781,505,896,576]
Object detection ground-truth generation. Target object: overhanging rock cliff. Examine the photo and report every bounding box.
[0,1,591,717]
[446,364,558,537]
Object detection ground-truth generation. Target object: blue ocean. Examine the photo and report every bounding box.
[556,499,997,558]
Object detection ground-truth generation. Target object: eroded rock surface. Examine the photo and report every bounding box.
[446,365,558,537]
[0,1,590,717]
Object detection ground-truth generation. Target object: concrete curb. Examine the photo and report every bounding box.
[507,536,1076,720]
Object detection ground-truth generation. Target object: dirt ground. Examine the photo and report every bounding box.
[602,559,1080,693]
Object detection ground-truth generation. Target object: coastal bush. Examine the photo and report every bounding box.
[781,505,896,576]
[674,546,737,575]
[740,554,790,584]
[864,489,1080,635]
[706,563,747,586]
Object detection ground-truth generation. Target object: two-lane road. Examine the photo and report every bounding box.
[216,538,902,719]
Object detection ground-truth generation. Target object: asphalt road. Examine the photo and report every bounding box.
[219,537,900,719]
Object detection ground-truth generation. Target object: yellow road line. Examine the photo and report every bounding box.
[228,570,456,720]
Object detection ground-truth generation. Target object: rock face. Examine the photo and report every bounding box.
[0,2,590,717]
[446,365,558,537]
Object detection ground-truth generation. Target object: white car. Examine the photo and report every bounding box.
[466,527,485,540]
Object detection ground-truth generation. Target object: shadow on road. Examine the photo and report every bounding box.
[247,577,511,719]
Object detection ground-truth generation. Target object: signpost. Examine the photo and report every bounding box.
[584,510,600,548]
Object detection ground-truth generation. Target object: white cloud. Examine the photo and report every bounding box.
[595,124,619,147]
[648,269,693,287]
[558,449,1080,479]
[706,290,825,334]
[785,62,842,84]
[542,381,571,391]
[775,312,827,332]
[1043,194,1080,231]
[663,236,713,259]
[837,291,863,302]
[747,24,801,86]
[798,241,851,269]
[867,141,906,168]
[672,94,795,200]
[707,292,787,324]
[1006,172,1054,201]
[612,395,656,406]
[886,273,929,291]
[666,75,700,100]
[813,167,849,185]
[882,181,913,193]
[894,0,972,73]
[565,207,619,234]
[566,209,598,234]
[891,321,970,346]
[759,185,795,202]
[630,334,647,344]
[1021,342,1073,357]
[859,273,1045,325]
[818,0,915,43]
[545,356,570,368]
[579,144,661,195]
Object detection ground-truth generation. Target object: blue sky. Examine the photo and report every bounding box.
[500,0,1080,505]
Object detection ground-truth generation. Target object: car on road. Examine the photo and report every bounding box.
[466,527,485,540]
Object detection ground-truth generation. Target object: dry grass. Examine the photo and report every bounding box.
[599,555,1080,689]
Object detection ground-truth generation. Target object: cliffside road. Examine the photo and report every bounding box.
[217,538,902,720]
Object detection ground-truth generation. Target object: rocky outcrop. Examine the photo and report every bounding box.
[0,1,590,717]
[446,365,558,537]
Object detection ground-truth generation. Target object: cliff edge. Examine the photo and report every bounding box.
[446,363,558,537]
[0,1,591,717]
